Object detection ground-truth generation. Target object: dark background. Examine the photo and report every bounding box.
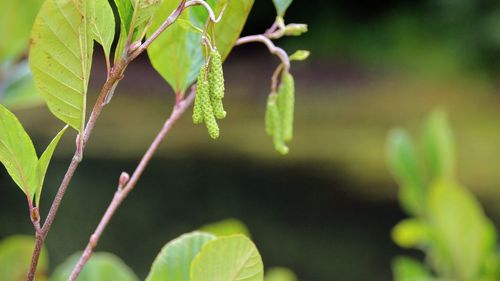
[4,0,500,280]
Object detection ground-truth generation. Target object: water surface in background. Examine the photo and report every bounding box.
[0,154,405,281]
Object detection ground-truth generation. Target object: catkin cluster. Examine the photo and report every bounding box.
[265,71,295,154]
[192,49,226,139]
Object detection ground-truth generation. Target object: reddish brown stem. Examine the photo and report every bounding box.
[67,91,195,281]
[26,0,192,279]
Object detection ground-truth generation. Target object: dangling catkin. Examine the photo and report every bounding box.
[192,65,206,124]
[265,94,277,136]
[200,80,219,139]
[211,95,227,119]
[209,49,225,99]
[267,94,289,154]
[277,71,295,142]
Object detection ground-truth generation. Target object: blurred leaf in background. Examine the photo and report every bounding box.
[199,218,251,237]
[0,235,49,281]
[51,252,139,281]
[265,267,298,281]
[388,110,499,281]
[0,0,44,109]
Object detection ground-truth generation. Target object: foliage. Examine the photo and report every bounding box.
[387,110,499,281]
[0,0,308,279]
[51,252,139,281]
[0,236,49,281]
[0,104,67,205]
[0,219,296,281]
[199,218,251,237]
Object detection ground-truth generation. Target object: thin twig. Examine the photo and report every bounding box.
[68,90,196,281]
[26,1,194,278]
[235,35,290,70]
[185,0,226,23]
[27,59,126,281]
[131,0,187,60]
[131,0,224,60]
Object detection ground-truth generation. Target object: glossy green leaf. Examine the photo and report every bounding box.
[199,218,251,237]
[392,219,430,248]
[113,0,134,62]
[272,0,292,17]
[90,0,116,62]
[392,256,433,281]
[51,252,139,281]
[30,0,94,133]
[0,235,49,281]
[0,0,44,62]
[428,180,493,281]
[0,104,38,196]
[36,125,68,206]
[147,0,204,94]
[424,110,455,180]
[146,231,215,281]
[265,267,298,281]
[212,0,255,61]
[190,235,264,281]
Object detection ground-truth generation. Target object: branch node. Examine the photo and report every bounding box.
[118,172,130,190]
[89,234,98,248]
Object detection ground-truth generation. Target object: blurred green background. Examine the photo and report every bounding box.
[4,0,500,280]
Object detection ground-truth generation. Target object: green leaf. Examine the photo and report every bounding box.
[131,0,163,33]
[36,125,68,206]
[190,235,264,281]
[0,104,38,197]
[387,129,423,187]
[424,110,455,180]
[387,129,425,215]
[289,50,310,61]
[29,0,94,133]
[146,231,215,281]
[0,0,44,62]
[265,267,298,281]
[272,0,292,17]
[0,236,49,281]
[392,219,430,248]
[90,0,116,62]
[428,180,494,281]
[199,218,251,237]
[212,0,255,61]
[147,0,253,94]
[392,256,433,281]
[147,0,204,94]
[398,184,426,217]
[113,0,134,62]
[51,252,139,281]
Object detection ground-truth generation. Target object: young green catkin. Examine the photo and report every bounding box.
[209,49,225,99]
[277,71,295,142]
[211,95,227,119]
[267,94,289,155]
[200,80,220,139]
[192,65,207,124]
[265,94,277,136]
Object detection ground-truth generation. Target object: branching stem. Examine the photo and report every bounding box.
[27,1,275,280]
[67,90,196,281]
[235,35,290,71]
[26,0,192,279]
